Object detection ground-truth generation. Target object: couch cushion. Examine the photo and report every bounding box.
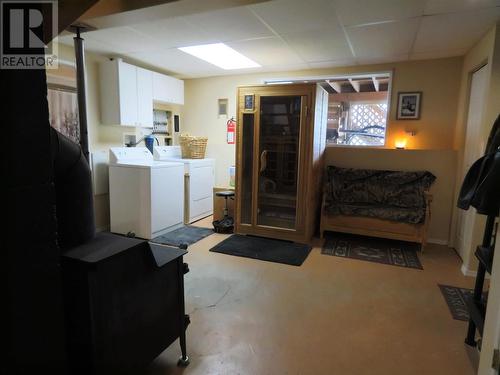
[325,166,435,224]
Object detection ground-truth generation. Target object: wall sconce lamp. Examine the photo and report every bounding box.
[395,130,417,149]
[395,139,407,149]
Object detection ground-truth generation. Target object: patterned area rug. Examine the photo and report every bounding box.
[322,232,422,270]
[152,225,214,247]
[438,284,473,321]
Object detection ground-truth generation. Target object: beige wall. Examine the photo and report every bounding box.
[55,43,183,230]
[55,43,465,242]
[183,57,463,243]
[184,57,463,187]
[56,43,124,230]
[449,24,499,274]
[325,148,456,243]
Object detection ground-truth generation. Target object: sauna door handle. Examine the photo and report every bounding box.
[260,150,268,173]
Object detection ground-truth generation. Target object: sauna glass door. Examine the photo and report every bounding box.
[257,95,302,230]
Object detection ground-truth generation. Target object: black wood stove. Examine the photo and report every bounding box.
[61,232,190,374]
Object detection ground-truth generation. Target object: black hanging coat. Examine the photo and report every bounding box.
[457,114,500,216]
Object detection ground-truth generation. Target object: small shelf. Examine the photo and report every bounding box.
[475,246,493,274]
[259,200,296,209]
[465,295,487,335]
[261,113,300,116]
[258,214,296,229]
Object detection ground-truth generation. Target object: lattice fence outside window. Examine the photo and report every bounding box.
[344,103,387,146]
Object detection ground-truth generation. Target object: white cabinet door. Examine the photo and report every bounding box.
[152,72,169,103]
[171,77,184,105]
[152,71,184,105]
[118,61,138,126]
[136,67,153,128]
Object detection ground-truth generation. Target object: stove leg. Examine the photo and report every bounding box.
[464,320,477,347]
[177,258,190,367]
[178,318,189,367]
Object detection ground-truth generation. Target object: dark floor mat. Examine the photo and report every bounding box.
[209,234,312,266]
[152,225,214,247]
[322,232,422,270]
[438,284,474,321]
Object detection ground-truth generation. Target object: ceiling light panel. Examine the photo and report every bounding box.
[178,43,261,69]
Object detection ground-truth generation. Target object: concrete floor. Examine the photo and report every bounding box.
[147,217,478,375]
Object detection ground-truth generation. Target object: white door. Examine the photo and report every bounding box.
[118,61,138,126]
[457,65,488,260]
[136,67,153,128]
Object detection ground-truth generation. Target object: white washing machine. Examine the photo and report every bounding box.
[108,147,184,239]
[154,146,215,223]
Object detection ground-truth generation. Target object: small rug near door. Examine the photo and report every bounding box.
[152,225,214,247]
[209,234,312,266]
[322,232,422,270]
[438,284,474,321]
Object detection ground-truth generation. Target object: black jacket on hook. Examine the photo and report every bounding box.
[457,114,500,216]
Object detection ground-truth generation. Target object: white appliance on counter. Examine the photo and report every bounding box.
[154,146,215,223]
[108,147,184,239]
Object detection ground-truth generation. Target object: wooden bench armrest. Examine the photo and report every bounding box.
[424,191,433,203]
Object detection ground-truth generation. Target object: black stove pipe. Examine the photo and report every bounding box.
[73,27,90,162]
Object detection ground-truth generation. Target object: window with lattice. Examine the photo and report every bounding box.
[345,102,387,146]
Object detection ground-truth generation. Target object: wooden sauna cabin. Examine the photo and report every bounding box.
[235,84,328,244]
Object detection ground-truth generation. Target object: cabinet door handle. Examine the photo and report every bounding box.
[260,150,268,173]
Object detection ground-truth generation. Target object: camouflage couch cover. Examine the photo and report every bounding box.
[324,166,436,224]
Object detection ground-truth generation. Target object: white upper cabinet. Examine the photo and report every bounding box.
[152,71,184,105]
[136,67,154,128]
[100,59,157,127]
[117,61,139,126]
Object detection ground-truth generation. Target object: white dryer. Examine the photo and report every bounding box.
[154,146,215,223]
[108,147,184,239]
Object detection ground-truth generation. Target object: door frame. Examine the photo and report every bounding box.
[455,62,489,261]
[235,84,315,243]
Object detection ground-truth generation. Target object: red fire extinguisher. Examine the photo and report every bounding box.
[227,117,236,144]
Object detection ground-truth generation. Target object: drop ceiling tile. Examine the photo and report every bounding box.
[227,37,304,66]
[249,0,336,34]
[57,33,120,55]
[346,18,420,58]
[410,48,467,61]
[182,6,273,42]
[126,48,233,77]
[333,0,425,26]
[357,54,409,65]
[308,58,358,69]
[413,8,500,53]
[424,0,500,15]
[129,46,310,77]
[130,17,219,49]
[283,26,353,63]
[255,62,312,73]
[82,27,161,54]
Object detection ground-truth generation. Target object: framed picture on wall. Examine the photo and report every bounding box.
[46,61,80,143]
[397,92,422,120]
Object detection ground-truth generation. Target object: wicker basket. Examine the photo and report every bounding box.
[179,134,208,159]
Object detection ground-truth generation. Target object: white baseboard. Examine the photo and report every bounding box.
[461,264,477,277]
[428,238,449,245]
[461,263,491,279]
